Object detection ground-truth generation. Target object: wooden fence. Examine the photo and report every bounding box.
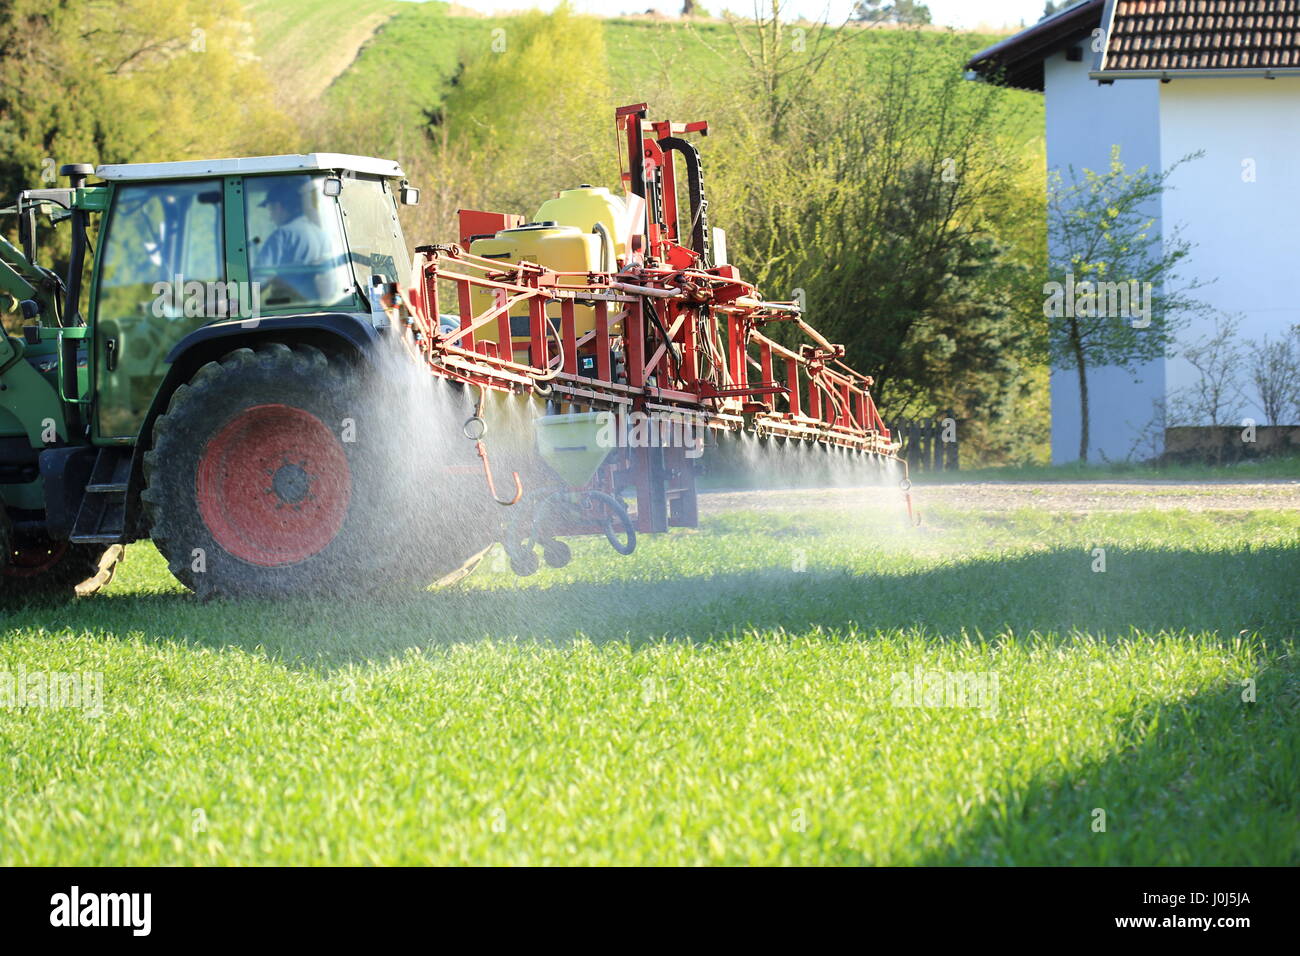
[887,413,959,472]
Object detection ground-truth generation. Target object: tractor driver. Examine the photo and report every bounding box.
[257,180,332,268]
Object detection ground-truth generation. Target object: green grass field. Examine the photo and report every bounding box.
[921,456,1300,484]
[1,494,1296,865]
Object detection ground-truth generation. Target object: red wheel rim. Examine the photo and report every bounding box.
[196,404,352,567]
[5,537,69,578]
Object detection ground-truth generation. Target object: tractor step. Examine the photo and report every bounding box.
[71,533,126,545]
[70,448,132,545]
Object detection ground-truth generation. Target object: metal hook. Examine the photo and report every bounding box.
[457,381,522,505]
[476,440,522,506]
[899,473,920,527]
[904,490,921,527]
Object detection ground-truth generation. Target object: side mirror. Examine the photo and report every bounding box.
[323,177,343,197]
[400,184,420,206]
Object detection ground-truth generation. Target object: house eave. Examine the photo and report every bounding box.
[1091,67,1300,82]
[964,0,1106,93]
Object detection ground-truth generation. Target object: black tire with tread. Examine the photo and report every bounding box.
[142,342,483,598]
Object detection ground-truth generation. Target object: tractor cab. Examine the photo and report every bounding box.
[85,154,416,440]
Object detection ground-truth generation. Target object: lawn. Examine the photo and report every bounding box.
[922,456,1300,483]
[1,496,1296,865]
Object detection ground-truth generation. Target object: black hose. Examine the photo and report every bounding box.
[643,298,681,374]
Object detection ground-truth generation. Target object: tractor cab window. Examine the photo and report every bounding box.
[336,175,409,296]
[94,178,224,438]
[96,180,224,318]
[244,174,353,311]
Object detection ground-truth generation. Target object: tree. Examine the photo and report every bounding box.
[1045,147,1207,461]
[0,0,288,309]
[1041,2,1067,18]
[853,1,933,24]
[0,0,287,200]
[695,28,1046,463]
[1248,330,1300,426]
[1125,397,1167,464]
[709,1,859,143]
[1169,313,1245,427]
[435,5,612,216]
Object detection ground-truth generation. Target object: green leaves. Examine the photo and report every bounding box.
[0,0,289,288]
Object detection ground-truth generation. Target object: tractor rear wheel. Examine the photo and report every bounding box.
[142,342,465,598]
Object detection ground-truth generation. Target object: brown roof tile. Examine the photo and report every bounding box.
[1103,0,1300,71]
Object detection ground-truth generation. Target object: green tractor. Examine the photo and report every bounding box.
[1,155,477,599]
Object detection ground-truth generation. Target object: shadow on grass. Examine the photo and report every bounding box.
[917,654,1300,865]
[2,543,1296,671]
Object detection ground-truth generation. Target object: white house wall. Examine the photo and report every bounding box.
[1159,77,1300,427]
[1044,51,1164,463]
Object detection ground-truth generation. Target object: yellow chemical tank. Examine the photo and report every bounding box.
[534,186,627,268]
[469,222,600,366]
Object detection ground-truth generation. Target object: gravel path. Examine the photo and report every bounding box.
[699,480,1300,515]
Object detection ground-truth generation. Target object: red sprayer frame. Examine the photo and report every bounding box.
[398,104,906,536]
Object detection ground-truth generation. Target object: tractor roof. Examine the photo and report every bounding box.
[93,153,404,182]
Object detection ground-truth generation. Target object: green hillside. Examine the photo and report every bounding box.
[243,0,405,105]
[323,4,492,129]
[241,2,1039,149]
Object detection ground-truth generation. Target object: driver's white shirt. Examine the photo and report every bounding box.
[258,214,332,267]
[257,214,353,302]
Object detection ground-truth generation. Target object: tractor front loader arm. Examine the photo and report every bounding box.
[0,233,62,332]
[1,235,39,311]
[0,237,69,442]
